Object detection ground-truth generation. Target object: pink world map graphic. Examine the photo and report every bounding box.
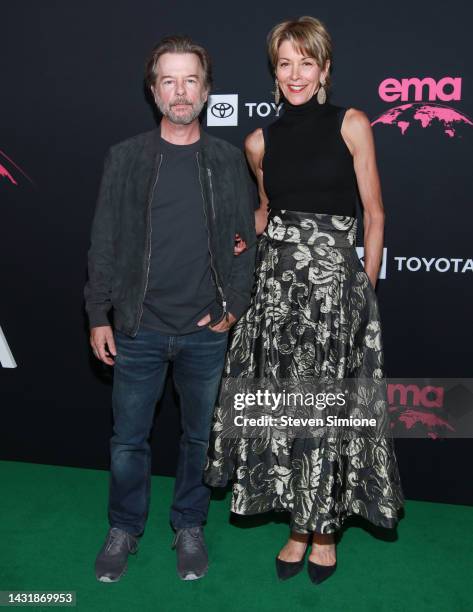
[371,102,473,137]
[392,408,455,440]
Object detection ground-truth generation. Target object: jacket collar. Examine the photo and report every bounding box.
[151,121,212,152]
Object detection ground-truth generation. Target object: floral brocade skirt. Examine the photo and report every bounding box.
[204,209,404,534]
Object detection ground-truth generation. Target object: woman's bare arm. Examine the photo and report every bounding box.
[245,128,270,235]
[342,109,385,288]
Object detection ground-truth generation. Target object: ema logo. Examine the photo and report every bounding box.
[356,247,387,279]
[388,383,453,439]
[371,76,473,138]
[207,94,238,126]
[388,381,473,439]
[0,148,34,187]
[379,77,462,102]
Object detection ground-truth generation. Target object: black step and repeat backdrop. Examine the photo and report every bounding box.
[1,1,472,505]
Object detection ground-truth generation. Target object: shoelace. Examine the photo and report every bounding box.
[172,528,202,554]
[105,528,129,554]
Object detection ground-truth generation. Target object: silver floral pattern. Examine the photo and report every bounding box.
[204,210,404,534]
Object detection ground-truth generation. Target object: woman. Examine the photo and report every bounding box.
[205,16,404,584]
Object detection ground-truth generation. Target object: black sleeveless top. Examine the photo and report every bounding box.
[262,96,358,217]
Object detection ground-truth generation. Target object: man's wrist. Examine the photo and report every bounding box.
[87,309,111,329]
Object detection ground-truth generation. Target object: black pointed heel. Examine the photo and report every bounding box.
[275,555,305,581]
[307,559,337,584]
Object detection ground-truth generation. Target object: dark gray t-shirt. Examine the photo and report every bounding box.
[141,136,218,335]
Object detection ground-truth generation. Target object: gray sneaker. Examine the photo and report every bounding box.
[95,527,138,582]
[171,527,208,580]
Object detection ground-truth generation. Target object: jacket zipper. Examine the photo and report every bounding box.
[207,168,216,220]
[133,153,163,336]
[196,152,227,318]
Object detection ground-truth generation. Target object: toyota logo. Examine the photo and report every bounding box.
[211,102,234,119]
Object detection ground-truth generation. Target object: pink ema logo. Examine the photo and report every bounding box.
[388,384,454,439]
[372,77,473,138]
[379,77,462,102]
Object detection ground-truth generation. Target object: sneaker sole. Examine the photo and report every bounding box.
[98,575,119,583]
[96,564,128,583]
[95,547,137,583]
[179,567,208,581]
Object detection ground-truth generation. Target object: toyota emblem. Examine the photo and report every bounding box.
[211,102,234,119]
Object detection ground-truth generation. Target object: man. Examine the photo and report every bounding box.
[84,35,256,582]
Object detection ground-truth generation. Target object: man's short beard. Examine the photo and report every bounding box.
[156,94,206,125]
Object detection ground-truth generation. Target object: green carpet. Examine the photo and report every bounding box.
[0,461,471,612]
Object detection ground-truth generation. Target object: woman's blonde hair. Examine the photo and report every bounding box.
[267,16,333,91]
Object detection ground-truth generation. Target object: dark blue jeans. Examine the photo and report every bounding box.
[108,324,228,536]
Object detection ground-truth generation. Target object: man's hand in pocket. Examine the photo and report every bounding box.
[197,312,237,332]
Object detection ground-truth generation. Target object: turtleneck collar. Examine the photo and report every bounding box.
[281,93,328,117]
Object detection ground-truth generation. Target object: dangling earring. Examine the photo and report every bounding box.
[317,80,327,104]
[274,78,280,105]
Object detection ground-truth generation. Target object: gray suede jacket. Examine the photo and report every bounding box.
[84,127,257,337]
